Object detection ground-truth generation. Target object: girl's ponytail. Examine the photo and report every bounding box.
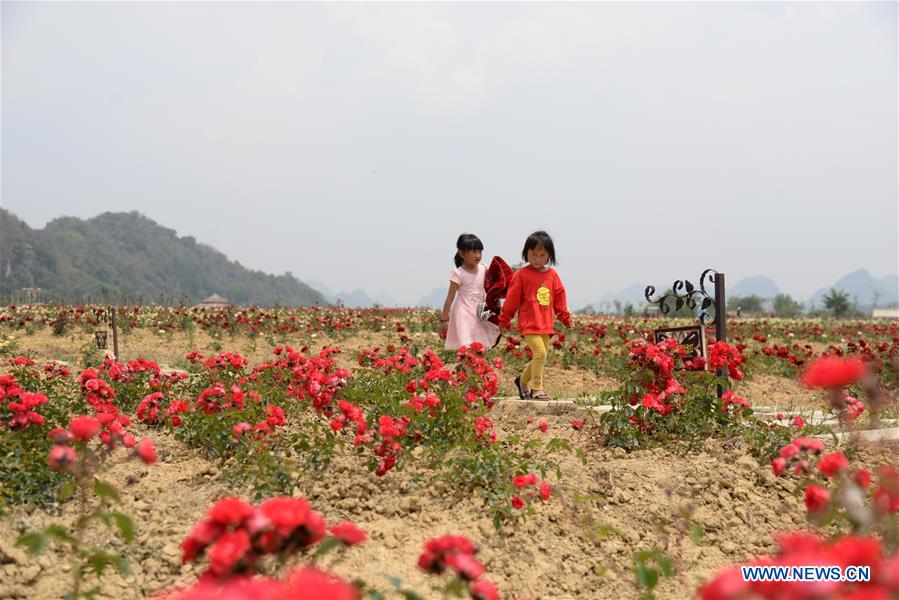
[454,253,463,268]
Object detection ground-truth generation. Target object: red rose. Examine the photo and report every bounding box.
[137,437,157,464]
[540,482,551,501]
[470,580,500,600]
[48,445,77,472]
[511,496,525,510]
[208,529,251,574]
[817,452,848,478]
[855,468,872,488]
[208,497,254,526]
[771,458,787,477]
[69,416,101,441]
[259,497,310,536]
[804,485,830,514]
[330,522,366,546]
[284,567,359,600]
[444,552,485,581]
[801,356,865,389]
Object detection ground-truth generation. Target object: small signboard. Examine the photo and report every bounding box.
[653,324,707,368]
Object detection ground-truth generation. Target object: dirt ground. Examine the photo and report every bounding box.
[1,328,892,599]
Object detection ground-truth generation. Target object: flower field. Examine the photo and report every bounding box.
[0,304,897,600]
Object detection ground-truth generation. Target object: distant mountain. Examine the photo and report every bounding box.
[808,270,899,310]
[306,283,399,308]
[306,281,337,304]
[416,287,446,309]
[730,276,781,299]
[583,283,652,311]
[0,209,326,306]
[584,270,898,314]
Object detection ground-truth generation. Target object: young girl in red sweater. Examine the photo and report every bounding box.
[499,231,572,400]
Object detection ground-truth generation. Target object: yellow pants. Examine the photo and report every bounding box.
[521,334,550,392]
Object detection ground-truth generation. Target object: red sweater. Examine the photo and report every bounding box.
[499,266,572,334]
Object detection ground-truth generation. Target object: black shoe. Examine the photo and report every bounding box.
[514,376,525,399]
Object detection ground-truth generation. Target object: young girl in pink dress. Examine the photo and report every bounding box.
[439,234,501,351]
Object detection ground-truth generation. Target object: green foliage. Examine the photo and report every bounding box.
[632,548,675,599]
[728,294,766,315]
[598,372,793,458]
[772,293,804,318]
[822,288,854,318]
[0,422,65,510]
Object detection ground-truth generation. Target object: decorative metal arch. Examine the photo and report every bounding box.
[644,269,723,326]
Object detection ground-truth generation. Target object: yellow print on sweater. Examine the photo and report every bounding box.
[536,285,551,307]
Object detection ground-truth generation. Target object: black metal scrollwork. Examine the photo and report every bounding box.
[644,269,721,326]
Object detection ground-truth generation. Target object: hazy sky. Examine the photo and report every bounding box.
[2,1,897,308]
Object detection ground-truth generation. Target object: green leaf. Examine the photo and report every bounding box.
[110,554,130,575]
[635,564,658,590]
[691,522,705,545]
[44,525,74,544]
[109,512,135,542]
[656,553,674,577]
[388,576,403,589]
[16,532,46,555]
[312,536,341,559]
[87,551,112,575]
[58,482,77,502]
[634,549,656,563]
[92,479,120,504]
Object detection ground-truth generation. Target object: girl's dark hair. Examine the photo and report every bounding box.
[521,230,557,265]
[454,234,484,267]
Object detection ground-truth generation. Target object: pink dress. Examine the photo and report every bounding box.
[445,263,501,351]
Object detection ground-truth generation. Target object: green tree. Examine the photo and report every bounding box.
[728,295,765,315]
[822,288,853,318]
[772,294,803,318]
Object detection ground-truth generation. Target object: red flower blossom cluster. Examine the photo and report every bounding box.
[707,341,746,380]
[78,369,117,411]
[700,532,899,599]
[329,400,367,442]
[771,437,825,477]
[358,346,420,374]
[196,385,253,415]
[137,392,190,427]
[800,356,866,389]
[511,472,552,509]
[263,347,350,416]
[418,535,500,600]
[845,395,865,421]
[47,415,156,473]
[720,390,750,416]
[374,415,409,476]
[43,361,72,380]
[474,416,496,443]
[231,405,289,442]
[405,391,443,415]
[203,352,250,371]
[181,495,356,579]
[456,344,501,410]
[160,566,359,600]
[626,337,689,415]
[0,375,48,430]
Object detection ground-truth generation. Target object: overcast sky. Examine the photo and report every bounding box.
[2,1,896,308]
